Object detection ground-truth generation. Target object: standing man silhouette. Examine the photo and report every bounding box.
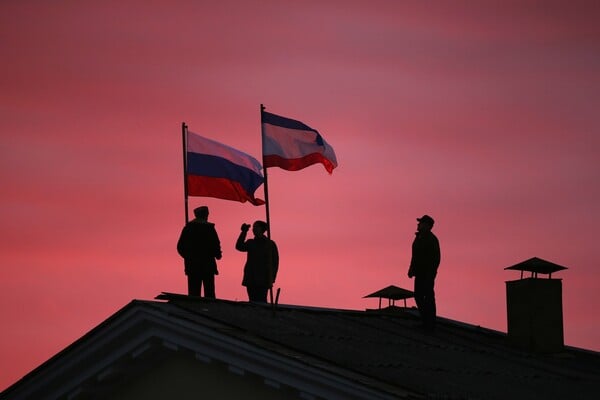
[177,206,222,298]
[408,215,441,330]
[236,221,279,303]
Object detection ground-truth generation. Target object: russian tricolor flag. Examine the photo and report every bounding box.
[185,131,264,205]
[262,111,338,174]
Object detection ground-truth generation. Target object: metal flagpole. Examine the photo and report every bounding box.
[181,122,189,224]
[260,104,272,239]
[261,104,277,308]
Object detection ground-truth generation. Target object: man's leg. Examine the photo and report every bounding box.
[414,276,426,323]
[202,274,216,299]
[256,286,268,303]
[187,274,201,296]
[246,286,256,302]
[247,286,268,303]
[421,277,436,328]
[414,276,435,328]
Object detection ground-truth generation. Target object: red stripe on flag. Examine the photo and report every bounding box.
[263,153,336,174]
[187,175,264,205]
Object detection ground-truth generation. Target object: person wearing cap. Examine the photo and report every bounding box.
[408,214,441,330]
[177,206,222,298]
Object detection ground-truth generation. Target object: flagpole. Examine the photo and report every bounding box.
[260,104,272,239]
[181,122,189,224]
[261,104,276,308]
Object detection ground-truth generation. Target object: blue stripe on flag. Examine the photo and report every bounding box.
[187,152,264,193]
[262,111,319,134]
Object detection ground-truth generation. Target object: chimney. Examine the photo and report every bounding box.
[504,257,567,353]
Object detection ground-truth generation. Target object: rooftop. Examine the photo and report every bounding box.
[2,293,599,400]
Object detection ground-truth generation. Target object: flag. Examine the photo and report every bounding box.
[185,131,264,205]
[262,111,338,174]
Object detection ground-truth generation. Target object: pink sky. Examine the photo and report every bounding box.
[1,0,599,391]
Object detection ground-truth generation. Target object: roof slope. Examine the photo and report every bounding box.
[2,294,599,400]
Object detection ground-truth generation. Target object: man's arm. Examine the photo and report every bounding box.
[408,238,416,278]
[433,236,441,269]
[235,224,250,252]
[212,226,222,260]
[271,241,279,283]
[176,226,188,258]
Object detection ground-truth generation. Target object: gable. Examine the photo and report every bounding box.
[109,352,296,400]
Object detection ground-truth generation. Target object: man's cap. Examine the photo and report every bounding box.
[417,214,435,226]
[193,206,209,216]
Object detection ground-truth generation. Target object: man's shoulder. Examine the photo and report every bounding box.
[252,237,276,247]
[427,231,439,242]
[186,221,217,233]
[417,231,438,243]
[190,220,215,227]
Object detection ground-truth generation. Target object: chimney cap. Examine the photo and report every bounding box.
[504,257,568,275]
[363,285,414,300]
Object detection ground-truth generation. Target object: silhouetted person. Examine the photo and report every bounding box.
[408,215,441,330]
[177,206,222,298]
[236,221,279,303]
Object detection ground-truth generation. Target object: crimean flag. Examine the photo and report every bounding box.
[262,111,338,174]
[185,131,264,205]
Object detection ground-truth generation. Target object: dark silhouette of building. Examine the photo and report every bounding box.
[2,276,599,400]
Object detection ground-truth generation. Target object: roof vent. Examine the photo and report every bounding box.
[504,257,567,353]
[363,285,414,309]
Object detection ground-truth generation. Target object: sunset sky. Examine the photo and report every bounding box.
[1,0,599,391]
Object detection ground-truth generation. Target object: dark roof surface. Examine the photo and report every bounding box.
[152,293,600,400]
[3,293,599,400]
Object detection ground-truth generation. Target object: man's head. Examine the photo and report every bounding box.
[252,220,269,237]
[193,206,209,220]
[417,214,434,232]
